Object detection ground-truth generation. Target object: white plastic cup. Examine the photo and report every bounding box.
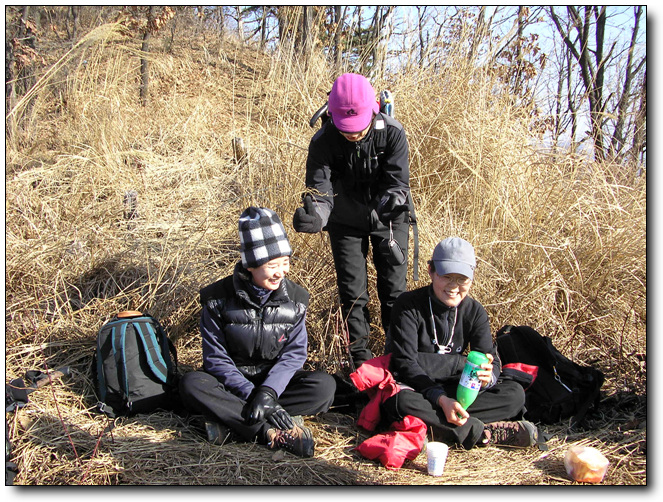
[426,441,449,477]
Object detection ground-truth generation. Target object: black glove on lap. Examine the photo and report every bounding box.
[246,386,294,430]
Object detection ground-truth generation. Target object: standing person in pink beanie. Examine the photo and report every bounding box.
[293,73,415,370]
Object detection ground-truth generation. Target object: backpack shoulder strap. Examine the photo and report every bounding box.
[115,321,130,398]
[372,113,389,155]
[407,192,419,282]
[513,326,558,369]
[497,324,562,372]
[372,113,403,152]
[372,113,419,281]
[148,315,178,377]
[132,317,170,384]
[574,366,604,427]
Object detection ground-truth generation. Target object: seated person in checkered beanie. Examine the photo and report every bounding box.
[179,207,336,457]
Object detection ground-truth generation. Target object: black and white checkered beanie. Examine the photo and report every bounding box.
[239,207,292,269]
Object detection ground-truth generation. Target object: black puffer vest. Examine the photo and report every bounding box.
[200,263,309,380]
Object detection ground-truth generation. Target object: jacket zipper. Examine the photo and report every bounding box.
[445,308,457,348]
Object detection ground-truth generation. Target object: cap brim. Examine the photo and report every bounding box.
[333,102,379,133]
[432,260,474,280]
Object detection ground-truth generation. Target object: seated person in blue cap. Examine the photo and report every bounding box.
[383,237,539,449]
[179,207,336,458]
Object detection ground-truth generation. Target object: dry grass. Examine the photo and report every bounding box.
[5,22,646,485]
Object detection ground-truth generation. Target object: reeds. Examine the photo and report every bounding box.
[5,23,645,485]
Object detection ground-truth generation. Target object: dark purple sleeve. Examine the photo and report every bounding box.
[200,305,255,400]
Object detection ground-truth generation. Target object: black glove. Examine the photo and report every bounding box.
[377,192,408,223]
[245,386,294,430]
[293,195,323,233]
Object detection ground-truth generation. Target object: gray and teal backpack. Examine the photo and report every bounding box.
[93,311,179,417]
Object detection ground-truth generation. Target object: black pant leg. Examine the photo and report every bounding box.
[381,389,485,449]
[179,370,336,443]
[277,370,336,416]
[382,380,527,448]
[370,216,409,334]
[178,371,269,443]
[327,226,373,366]
[465,378,526,423]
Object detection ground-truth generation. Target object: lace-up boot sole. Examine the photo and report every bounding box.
[484,420,538,447]
[267,424,315,458]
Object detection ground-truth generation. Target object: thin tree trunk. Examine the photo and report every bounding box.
[551,6,608,161]
[18,6,29,38]
[354,6,365,72]
[417,6,427,68]
[139,31,151,106]
[631,70,646,165]
[218,7,225,40]
[512,6,526,96]
[70,6,79,42]
[609,6,643,161]
[333,5,344,72]
[566,49,578,154]
[301,6,312,70]
[166,10,177,53]
[302,6,312,54]
[236,6,244,43]
[18,7,36,96]
[468,6,486,63]
[370,8,381,76]
[369,6,394,79]
[139,6,154,107]
[591,6,607,161]
[6,39,15,115]
[552,49,565,151]
[260,6,267,49]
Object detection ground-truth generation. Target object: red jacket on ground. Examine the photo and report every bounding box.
[349,354,400,431]
[350,354,428,470]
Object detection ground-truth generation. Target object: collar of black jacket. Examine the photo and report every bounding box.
[232,261,290,308]
[427,284,461,312]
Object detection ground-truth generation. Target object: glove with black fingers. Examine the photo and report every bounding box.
[293,195,323,233]
[377,192,408,223]
[245,386,295,430]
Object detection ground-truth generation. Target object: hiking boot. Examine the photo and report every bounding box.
[266,423,315,458]
[483,420,538,447]
[205,420,231,445]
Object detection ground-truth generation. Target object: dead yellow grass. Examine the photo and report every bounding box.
[5,23,645,485]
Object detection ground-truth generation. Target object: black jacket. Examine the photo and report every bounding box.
[386,285,501,405]
[305,112,410,233]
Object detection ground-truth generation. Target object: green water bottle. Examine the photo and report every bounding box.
[456,351,490,410]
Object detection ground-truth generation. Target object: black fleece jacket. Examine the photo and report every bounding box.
[386,285,501,406]
[305,112,410,233]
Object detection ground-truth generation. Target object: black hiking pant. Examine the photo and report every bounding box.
[381,379,526,449]
[327,214,409,368]
[179,370,336,443]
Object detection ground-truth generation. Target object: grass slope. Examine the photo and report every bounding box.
[5,23,646,485]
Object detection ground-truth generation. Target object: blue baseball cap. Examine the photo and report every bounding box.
[430,237,476,280]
